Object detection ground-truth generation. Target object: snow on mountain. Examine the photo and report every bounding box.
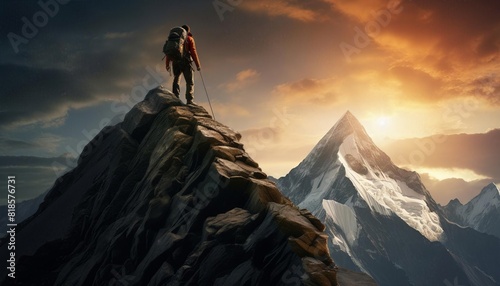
[322,199,360,252]
[278,111,500,286]
[443,183,500,238]
[338,133,444,242]
[459,183,500,227]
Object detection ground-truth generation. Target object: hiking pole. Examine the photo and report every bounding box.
[199,70,216,120]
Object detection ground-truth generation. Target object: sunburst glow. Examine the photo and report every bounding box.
[377,116,390,127]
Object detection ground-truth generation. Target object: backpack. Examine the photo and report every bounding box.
[163,27,187,62]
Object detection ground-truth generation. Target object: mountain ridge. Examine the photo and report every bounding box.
[442,182,500,238]
[0,87,374,285]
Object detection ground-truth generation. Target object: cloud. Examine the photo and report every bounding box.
[325,0,404,22]
[419,173,493,205]
[0,138,38,151]
[0,134,63,155]
[0,27,171,130]
[219,69,260,92]
[273,77,342,105]
[102,32,134,40]
[33,134,65,153]
[239,0,329,22]
[382,129,500,181]
[0,63,94,129]
[387,66,444,102]
[468,75,500,105]
[330,0,500,62]
[329,0,500,105]
[208,102,252,121]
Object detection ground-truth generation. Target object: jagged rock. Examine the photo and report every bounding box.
[122,86,182,141]
[203,208,258,243]
[1,87,374,286]
[300,209,326,232]
[302,257,338,285]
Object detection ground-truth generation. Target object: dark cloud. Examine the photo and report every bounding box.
[413,0,500,63]
[0,154,76,204]
[366,0,500,64]
[1,0,315,129]
[328,0,500,104]
[469,75,500,105]
[0,137,38,150]
[0,26,169,129]
[0,134,64,156]
[0,63,94,128]
[0,1,207,129]
[382,129,500,181]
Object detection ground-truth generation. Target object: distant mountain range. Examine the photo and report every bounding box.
[442,183,500,239]
[0,191,47,237]
[277,111,500,286]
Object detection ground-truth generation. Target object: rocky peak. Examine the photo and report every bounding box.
[447,198,463,208]
[441,182,500,239]
[479,183,500,198]
[326,111,373,146]
[1,86,373,285]
[335,111,363,131]
[461,183,500,213]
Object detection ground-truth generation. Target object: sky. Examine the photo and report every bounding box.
[1,0,499,204]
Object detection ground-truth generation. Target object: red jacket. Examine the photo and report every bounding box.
[166,32,201,69]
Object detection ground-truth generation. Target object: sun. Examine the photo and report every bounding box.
[377,116,390,127]
[364,114,398,142]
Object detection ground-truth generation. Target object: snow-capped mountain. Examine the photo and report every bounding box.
[278,111,500,286]
[442,183,500,238]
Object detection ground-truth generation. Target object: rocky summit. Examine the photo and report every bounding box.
[0,86,374,286]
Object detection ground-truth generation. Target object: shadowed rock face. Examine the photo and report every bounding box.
[1,87,374,285]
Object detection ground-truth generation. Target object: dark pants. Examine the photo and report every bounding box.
[172,60,194,101]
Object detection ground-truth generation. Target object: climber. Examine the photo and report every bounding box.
[165,25,201,105]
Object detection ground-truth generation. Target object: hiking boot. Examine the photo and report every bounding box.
[186,100,196,105]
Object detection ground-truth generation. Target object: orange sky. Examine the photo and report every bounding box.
[229,0,500,203]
